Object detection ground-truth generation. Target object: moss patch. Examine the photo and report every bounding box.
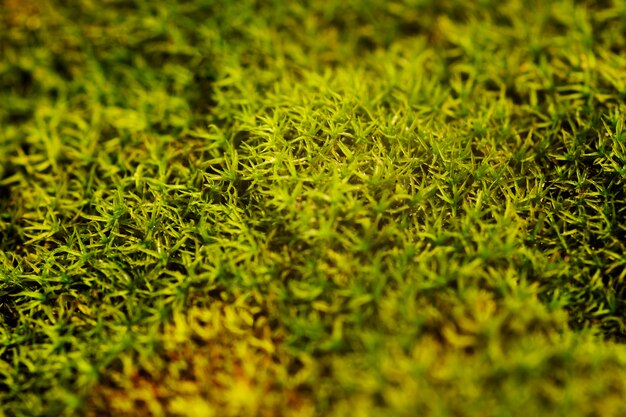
[2,0,626,416]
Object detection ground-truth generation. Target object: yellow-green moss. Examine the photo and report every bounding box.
[2,0,626,416]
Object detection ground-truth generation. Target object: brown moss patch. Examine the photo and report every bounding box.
[85,298,316,417]
[2,0,42,31]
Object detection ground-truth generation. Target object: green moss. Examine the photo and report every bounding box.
[2,0,626,416]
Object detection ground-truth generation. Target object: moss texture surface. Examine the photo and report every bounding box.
[2,1,626,416]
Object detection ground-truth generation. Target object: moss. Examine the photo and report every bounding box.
[2,0,626,416]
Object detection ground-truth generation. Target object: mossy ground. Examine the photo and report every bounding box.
[2,0,626,416]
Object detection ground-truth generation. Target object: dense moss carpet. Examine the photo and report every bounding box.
[2,1,626,416]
